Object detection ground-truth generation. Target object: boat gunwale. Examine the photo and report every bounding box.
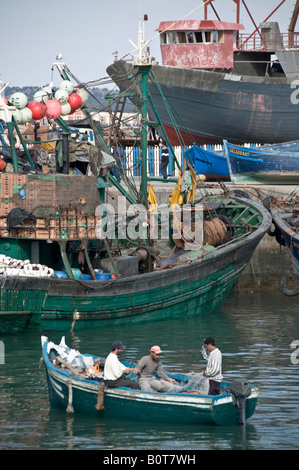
[225,141,299,159]
[271,206,299,248]
[151,62,293,86]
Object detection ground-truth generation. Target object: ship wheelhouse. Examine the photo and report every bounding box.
[157,20,244,70]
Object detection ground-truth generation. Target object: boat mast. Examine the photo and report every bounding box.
[289,0,299,46]
[130,14,152,208]
[139,64,150,208]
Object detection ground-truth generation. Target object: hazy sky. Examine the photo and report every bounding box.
[0,0,295,89]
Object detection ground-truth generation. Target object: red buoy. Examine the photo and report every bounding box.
[67,93,82,113]
[27,101,47,120]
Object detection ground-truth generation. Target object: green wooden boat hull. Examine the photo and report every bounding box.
[0,197,272,333]
[42,339,259,425]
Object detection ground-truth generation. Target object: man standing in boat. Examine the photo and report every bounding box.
[103,341,140,389]
[201,337,223,395]
[135,345,179,392]
[160,141,169,179]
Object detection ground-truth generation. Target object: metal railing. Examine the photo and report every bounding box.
[121,145,221,178]
[237,32,299,51]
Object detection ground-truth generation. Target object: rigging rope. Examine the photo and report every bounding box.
[148,69,228,197]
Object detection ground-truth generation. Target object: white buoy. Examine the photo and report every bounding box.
[76,88,89,104]
[59,80,73,94]
[61,102,71,116]
[20,107,33,124]
[10,92,27,109]
[54,89,69,104]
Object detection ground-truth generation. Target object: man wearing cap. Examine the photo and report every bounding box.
[135,346,179,393]
[103,341,140,389]
[201,337,223,395]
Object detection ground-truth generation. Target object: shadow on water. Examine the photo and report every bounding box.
[37,407,260,451]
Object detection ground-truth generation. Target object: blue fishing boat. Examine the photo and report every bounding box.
[184,145,230,181]
[262,140,299,154]
[42,336,260,426]
[266,191,299,296]
[223,140,299,184]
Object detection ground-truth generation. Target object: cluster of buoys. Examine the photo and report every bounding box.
[0,254,54,277]
[7,80,89,125]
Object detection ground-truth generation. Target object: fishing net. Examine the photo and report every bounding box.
[180,372,209,394]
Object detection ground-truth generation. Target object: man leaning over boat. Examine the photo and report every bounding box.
[135,345,181,393]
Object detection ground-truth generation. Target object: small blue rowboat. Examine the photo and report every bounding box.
[42,336,260,426]
[223,140,299,184]
[184,145,230,181]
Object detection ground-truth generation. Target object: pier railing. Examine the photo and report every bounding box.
[120,144,259,178]
[122,145,216,178]
[237,32,299,51]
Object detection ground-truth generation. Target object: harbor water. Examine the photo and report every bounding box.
[0,289,298,451]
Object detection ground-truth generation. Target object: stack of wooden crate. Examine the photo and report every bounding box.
[0,173,101,240]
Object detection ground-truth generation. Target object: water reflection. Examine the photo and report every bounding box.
[39,409,259,451]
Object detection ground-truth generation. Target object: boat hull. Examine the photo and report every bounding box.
[107,61,299,146]
[0,250,246,332]
[0,197,272,333]
[224,141,299,184]
[43,341,259,426]
[270,200,299,295]
[185,145,230,181]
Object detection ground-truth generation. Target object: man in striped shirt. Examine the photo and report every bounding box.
[202,337,223,395]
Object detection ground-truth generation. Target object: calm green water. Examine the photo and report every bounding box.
[0,289,298,450]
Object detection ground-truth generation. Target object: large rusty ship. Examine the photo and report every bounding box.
[107,0,299,145]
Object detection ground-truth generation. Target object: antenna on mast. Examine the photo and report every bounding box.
[128,14,151,65]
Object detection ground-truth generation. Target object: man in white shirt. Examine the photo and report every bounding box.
[104,341,140,389]
[201,337,223,395]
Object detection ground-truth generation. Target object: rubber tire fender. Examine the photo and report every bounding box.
[229,189,250,199]
[279,272,299,297]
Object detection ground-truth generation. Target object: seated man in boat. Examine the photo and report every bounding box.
[135,345,180,393]
[103,341,140,389]
[201,337,223,395]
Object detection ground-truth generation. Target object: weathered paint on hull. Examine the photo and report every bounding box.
[0,260,241,333]
[107,61,299,145]
[150,66,299,145]
[185,145,230,181]
[0,247,260,332]
[224,141,299,184]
